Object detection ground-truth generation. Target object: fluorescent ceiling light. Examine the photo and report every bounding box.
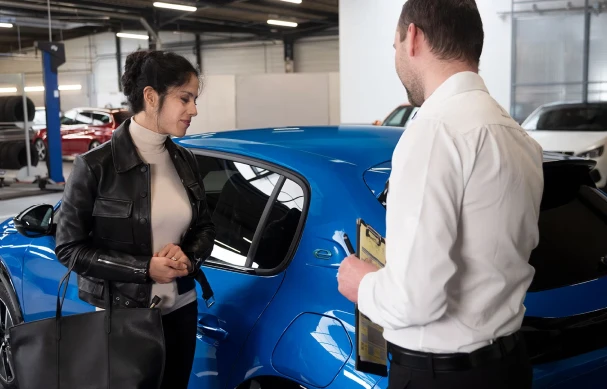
[59,84,82,91]
[24,86,45,92]
[0,23,13,28]
[22,85,82,92]
[116,32,149,40]
[0,87,17,93]
[280,0,302,3]
[153,2,197,12]
[267,19,298,27]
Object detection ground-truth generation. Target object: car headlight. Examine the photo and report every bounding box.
[577,146,604,159]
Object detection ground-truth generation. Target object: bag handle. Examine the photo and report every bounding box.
[56,259,112,339]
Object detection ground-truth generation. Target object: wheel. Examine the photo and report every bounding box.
[0,282,19,388]
[34,140,46,162]
[89,140,100,150]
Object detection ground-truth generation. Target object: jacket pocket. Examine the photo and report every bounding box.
[92,197,134,243]
[92,197,133,218]
[78,275,104,299]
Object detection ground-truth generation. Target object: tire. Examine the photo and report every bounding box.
[89,140,101,150]
[0,96,35,123]
[17,143,38,168]
[34,139,46,162]
[0,143,20,170]
[0,281,20,388]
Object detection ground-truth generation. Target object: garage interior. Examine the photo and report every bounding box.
[0,0,606,388]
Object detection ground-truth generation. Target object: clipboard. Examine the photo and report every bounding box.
[353,219,388,377]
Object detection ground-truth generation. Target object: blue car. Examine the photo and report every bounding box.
[1,126,607,389]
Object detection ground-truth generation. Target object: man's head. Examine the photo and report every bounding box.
[394,0,484,107]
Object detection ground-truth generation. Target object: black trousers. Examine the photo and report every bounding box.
[387,337,533,389]
[160,301,198,389]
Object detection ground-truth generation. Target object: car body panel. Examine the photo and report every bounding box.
[32,108,129,158]
[1,126,607,389]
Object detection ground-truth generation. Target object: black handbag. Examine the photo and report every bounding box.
[7,265,166,389]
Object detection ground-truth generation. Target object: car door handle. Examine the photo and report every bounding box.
[198,313,228,341]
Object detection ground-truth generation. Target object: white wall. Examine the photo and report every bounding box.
[339,0,513,124]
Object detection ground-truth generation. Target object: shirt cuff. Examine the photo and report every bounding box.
[358,270,382,324]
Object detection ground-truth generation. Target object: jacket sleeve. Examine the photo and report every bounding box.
[55,155,151,283]
[181,150,217,275]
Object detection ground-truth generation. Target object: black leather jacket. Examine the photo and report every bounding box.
[55,119,216,309]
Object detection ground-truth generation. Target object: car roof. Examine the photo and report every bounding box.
[70,107,129,113]
[536,101,607,110]
[178,126,404,172]
[178,125,580,172]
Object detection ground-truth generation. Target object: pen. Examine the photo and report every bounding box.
[343,233,355,256]
[149,295,161,308]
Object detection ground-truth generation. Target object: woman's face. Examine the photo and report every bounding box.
[156,73,199,137]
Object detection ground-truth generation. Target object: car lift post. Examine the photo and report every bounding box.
[35,41,66,184]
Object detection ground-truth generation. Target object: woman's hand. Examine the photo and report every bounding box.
[155,243,193,273]
[149,255,189,284]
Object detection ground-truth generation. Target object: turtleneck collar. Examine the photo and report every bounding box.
[129,117,168,155]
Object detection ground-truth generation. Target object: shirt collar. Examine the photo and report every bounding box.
[422,71,488,109]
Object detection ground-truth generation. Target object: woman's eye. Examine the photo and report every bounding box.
[181,98,189,104]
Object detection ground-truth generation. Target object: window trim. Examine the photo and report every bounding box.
[188,148,311,277]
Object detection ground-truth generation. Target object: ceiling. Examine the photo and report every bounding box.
[0,0,339,53]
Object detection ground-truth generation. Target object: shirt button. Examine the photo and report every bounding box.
[139,218,147,225]
[125,301,130,306]
[139,292,146,298]
[141,166,148,173]
[140,191,147,198]
[140,243,147,250]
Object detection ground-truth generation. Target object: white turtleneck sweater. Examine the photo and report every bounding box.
[129,117,197,315]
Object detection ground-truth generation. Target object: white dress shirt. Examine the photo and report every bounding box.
[358,71,544,354]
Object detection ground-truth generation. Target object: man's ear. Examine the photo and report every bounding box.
[407,23,422,58]
[143,86,158,110]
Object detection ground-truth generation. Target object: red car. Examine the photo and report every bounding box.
[33,107,130,161]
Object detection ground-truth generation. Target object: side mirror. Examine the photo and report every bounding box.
[13,204,55,238]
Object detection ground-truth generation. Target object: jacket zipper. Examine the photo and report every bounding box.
[97,258,142,273]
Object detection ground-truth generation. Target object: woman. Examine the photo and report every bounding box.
[55,50,216,389]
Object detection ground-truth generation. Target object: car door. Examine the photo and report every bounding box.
[60,110,93,155]
[20,205,93,323]
[187,152,307,389]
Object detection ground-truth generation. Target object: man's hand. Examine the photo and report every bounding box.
[156,243,192,273]
[337,255,379,303]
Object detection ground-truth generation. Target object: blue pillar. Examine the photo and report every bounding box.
[36,42,66,183]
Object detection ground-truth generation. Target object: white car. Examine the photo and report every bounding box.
[523,102,607,189]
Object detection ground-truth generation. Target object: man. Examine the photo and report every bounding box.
[337,1,544,388]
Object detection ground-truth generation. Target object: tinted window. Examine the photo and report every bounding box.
[197,155,304,270]
[91,113,111,125]
[525,106,607,131]
[383,107,409,127]
[254,179,304,270]
[61,110,92,125]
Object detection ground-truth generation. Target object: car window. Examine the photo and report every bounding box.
[403,107,419,129]
[383,107,409,127]
[196,154,304,271]
[91,113,111,125]
[60,110,93,125]
[528,106,607,131]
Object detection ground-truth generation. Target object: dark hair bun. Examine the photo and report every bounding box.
[121,50,149,98]
[121,49,199,114]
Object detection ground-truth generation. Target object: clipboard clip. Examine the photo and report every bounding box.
[365,228,382,247]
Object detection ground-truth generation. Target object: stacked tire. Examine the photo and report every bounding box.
[0,95,38,170]
[0,140,39,169]
[0,96,36,122]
